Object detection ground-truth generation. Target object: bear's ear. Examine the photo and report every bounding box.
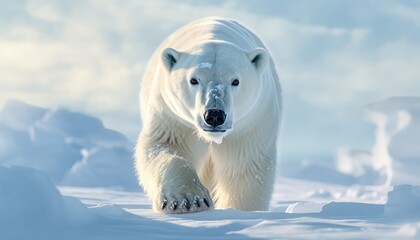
[161,48,180,71]
[247,48,269,73]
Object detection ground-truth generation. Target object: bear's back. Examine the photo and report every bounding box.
[162,17,265,52]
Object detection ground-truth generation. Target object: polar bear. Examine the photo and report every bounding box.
[135,17,281,213]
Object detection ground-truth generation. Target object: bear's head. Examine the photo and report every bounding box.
[160,42,268,144]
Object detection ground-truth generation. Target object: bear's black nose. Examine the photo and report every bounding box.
[204,109,226,127]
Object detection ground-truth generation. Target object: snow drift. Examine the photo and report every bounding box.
[384,184,420,219]
[2,165,418,240]
[0,99,138,189]
[0,166,94,238]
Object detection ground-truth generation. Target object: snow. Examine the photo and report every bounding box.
[384,185,420,218]
[0,99,137,189]
[1,98,420,239]
[0,166,94,239]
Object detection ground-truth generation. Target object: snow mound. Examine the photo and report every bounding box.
[0,99,137,189]
[40,108,129,148]
[384,185,420,219]
[0,166,94,232]
[0,99,47,130]
[312,184,420,219]
[0,166,147,239]
[320,202,384,218]
[61,147,138,189]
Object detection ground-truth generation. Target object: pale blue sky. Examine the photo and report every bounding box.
[1,0,420,164]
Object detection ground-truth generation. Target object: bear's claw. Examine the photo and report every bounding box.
[161,198,168,209]
[193,196,200,208]
[170,200,178,211]
[203,198,210,208]
[181,198,191,210]
[160,194,212,214]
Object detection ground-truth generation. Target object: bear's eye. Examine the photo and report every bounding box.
[231,79,240,86]
[190,78,199,85]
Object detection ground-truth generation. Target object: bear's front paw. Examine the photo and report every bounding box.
[161,194,212,214]
[158,185,213,214]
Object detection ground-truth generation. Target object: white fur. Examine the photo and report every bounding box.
[135,17,282,213]
[196,62,213,69]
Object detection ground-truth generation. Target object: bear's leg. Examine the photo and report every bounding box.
[214,163,275,211]
[136,147,213,214]
[211,146,276,211]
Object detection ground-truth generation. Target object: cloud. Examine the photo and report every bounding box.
[1,0,148,137]
[385,2,420,27]
[25,0,61,22]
